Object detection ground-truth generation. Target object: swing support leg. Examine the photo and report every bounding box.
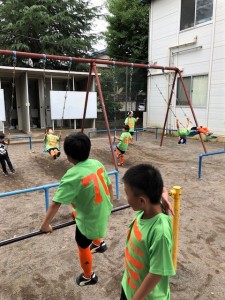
[160,71,177,147]
[81,62,118,171]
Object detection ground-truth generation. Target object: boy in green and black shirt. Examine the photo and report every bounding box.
[114,125,132,166]
[40,132,113,286]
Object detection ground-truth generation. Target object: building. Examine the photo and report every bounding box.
[146,0,225,135]
[0,65,97,133]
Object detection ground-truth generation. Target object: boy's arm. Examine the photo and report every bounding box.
[114,136,121,141]
[162,187,174,216]
[108,183,114,203]
[40,201,61,232]
[133,273,161,300]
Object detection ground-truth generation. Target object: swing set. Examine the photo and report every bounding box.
[0,49,208,167]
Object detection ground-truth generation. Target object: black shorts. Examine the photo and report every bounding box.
[75,226,92,249]
[120,287,127,300]
[117,146,125,154]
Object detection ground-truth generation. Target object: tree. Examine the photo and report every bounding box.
[0,0,100,67]
[105,0,149,63]
[97,67,123,122]
[104,0,149,113]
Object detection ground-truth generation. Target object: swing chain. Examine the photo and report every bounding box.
[61,57,72,123]
[41,54,48,128]
[129,63,134,110]
[9,52,17,128]
[162,71,192,127]
[111,59,117,129]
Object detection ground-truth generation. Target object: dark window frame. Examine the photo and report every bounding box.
[180,0,213,31]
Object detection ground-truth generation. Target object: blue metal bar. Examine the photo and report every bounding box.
[88,128,122,139]
[0,183,59,198]
[10,135,32,150]
[44,188,50,211]
[198,150,225,178]
[0,171,120,211]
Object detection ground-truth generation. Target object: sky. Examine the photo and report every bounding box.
[90,0,108,50]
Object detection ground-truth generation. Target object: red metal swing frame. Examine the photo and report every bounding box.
[0,49,207,172]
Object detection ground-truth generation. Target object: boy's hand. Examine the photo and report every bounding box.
[40,224,53,233]
[162,187,174,216]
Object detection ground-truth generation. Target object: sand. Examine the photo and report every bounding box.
[0,131,225,300]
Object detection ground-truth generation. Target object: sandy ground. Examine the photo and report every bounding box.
[0,131,225,300]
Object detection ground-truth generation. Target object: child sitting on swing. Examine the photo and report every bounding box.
[114,125,132,166]
[176,118,214,144]
[44,129,61,159]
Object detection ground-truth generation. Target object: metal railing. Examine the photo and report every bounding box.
[198,150,225,178]
[10,135,32,150]
[0,170,120,211]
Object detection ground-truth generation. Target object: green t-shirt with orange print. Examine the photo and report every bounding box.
[122,211,175,300]
[117,132,132,152]
[53,159,113,240]
[45,134,60,150]
[125,117,137,132]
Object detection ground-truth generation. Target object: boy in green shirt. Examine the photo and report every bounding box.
[40,132,113,286]
[44,128,61,159]
[114,125,132,166]
[120,164,175,300]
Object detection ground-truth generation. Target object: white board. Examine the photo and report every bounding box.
[0,89,6,121]
[50,91,97,120]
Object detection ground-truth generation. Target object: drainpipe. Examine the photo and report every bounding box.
[206,0,217,127]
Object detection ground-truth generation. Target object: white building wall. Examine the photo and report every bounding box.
[148,0,225,135]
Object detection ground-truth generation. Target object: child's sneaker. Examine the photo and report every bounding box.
[90,241,108,253]
[76,272,98,286]
[53,154,57,160]
[3,172,8,176]
[11,169,15,174]
[118,163,123,166]
[56,151,61,157]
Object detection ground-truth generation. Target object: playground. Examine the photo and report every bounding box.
[0,131,225,300]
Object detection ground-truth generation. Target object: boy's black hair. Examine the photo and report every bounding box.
[0,133,5,139]
[64,132,91,161]
[123,125,130,132]
[122,164,163,204]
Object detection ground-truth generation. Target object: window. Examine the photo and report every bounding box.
[176,75,208,107]
[180,0,213,30]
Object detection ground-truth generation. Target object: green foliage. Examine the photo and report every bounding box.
[103,0,149,113]
[97,67,123,120]
[0,0,100,68]
[105,0,149,62]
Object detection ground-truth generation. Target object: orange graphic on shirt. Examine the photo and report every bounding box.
[128,120,134,130]
[81,167,109,204]
[133,219,142,242]
[125,219,144,290]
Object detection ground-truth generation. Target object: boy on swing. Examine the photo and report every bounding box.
[114,125,132,166]
[44,128,61,159]
[176,118,214,144]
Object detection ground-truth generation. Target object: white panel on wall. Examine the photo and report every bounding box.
[0,89,6,121]
[50,91,97,120]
